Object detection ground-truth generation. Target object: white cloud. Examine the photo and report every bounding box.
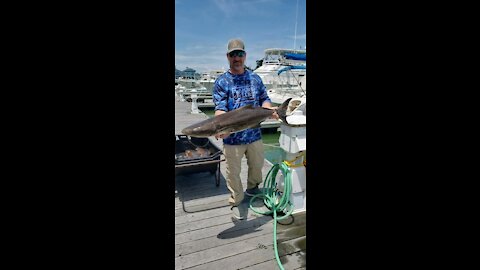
[212,0,234,18]
[295,34,306,40]
[175,48,265,73]
[288,33,306,40]
[211,0,277,19]
[175,50,228,72]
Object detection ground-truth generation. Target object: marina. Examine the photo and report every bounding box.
[175,46,306,109]
[175,98,306,270]
[253,48,306,91]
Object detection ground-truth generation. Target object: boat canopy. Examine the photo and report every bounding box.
[284,53,306,61]
[277,65,306,75]
[264,48,306,54]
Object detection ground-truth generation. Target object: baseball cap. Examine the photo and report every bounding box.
[227,39,245,53]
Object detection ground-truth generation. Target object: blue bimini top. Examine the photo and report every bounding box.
[284,52,306,61]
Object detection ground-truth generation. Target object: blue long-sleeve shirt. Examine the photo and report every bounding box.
[213,69,271,145]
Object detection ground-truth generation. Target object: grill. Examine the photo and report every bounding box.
[175,135,224,186]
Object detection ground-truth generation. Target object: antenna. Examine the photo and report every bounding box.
[294,0,299,50]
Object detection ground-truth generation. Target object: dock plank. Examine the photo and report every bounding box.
[175,228,273,258]
[175,212,305,258]
[240,249,306,270]
[175,205,234,225]
[175,214,273,245]
[179,236,306,270]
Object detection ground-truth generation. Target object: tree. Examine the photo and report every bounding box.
[254,59,263,70]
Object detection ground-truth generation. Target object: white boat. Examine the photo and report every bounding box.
[198,69,225,93]
[267,65,306,106]
[174,82,187,100]
[268,78,306,105]
[175,78,212,104]
[253,48,306,90]
[198,72,214,92]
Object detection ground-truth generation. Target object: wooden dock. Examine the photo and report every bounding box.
[175,99,306,269]
[197,102,215,108]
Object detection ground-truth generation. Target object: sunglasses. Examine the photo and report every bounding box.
[228,51,245,57]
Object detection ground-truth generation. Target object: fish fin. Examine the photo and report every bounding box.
[276,98,292,124]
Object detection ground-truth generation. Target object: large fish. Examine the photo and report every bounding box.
[181,98,292,138]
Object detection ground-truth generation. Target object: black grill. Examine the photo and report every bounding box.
[175,135,224,186]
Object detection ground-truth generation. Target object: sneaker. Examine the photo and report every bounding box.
[245,185,262,197]
[231,204,247,220]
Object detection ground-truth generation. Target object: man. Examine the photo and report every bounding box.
[212,38,278,220]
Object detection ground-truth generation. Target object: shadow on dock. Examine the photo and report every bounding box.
[216,195,278,240]
[175,171,231,213]
[217,214,272,239]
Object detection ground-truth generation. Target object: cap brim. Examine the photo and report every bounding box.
[227,48,246,53]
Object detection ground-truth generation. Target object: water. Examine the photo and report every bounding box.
[262,130,287,165]
[201,108,286,165]
[201,108,215,117]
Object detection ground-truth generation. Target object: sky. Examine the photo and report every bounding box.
[175,0,306,73]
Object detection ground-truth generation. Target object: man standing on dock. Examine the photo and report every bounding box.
[213,38,278,220]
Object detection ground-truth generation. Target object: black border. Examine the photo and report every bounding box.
[311,1,471,267]
[13,2,173,267]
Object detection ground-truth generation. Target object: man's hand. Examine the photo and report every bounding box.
[264,106,279,120]
[215,133,230,140]
[262,102,279,120]
[270,107,279,120]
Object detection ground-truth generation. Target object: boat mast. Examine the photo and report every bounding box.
[293,0,299,51]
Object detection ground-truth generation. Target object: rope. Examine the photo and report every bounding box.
[283,152,306,168]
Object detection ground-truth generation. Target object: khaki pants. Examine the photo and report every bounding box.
[223,139,264,206]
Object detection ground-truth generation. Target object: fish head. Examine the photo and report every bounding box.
[181,121,217,138]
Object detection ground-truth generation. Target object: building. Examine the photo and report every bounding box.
[175,66,201,79]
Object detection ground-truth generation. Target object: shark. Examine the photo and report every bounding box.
[181,98,292,138]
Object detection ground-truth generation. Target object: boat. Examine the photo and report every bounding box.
[198,69,225,93]
[253,48,306,90]
[198,72,214,93]
[267,64,306,105]
[175,78,213,105]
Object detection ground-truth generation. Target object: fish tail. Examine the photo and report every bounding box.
[276,98,292,124]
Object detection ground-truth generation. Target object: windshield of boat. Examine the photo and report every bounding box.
[264,53,284,64]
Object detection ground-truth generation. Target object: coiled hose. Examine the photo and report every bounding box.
[249,161,294,270]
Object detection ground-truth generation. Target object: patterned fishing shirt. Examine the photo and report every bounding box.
[213,69,271,145]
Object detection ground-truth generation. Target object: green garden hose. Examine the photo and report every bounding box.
[249,161,294,270]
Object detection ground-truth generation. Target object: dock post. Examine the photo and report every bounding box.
[190,90,201,114]
[179,90,185,102]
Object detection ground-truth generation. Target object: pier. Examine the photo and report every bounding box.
[175,99,306,270]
